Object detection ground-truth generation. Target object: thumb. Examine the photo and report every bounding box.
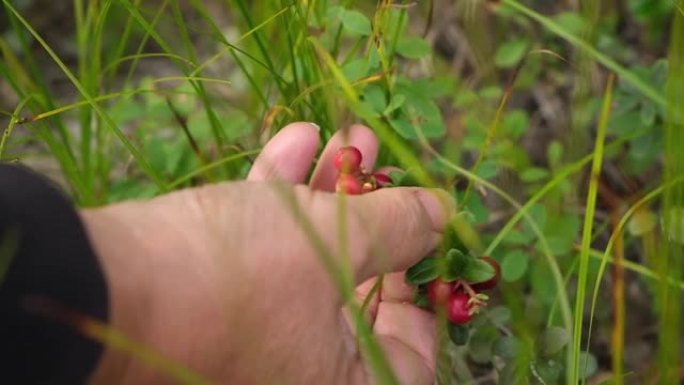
[347,187,455,283]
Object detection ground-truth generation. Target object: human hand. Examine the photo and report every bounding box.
[83,123,455,385]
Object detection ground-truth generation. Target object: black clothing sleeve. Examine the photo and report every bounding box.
[0,164,109,384]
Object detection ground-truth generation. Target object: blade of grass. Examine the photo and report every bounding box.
[572,74,614,385]
[167,149,261,189]
[658,3,684,382]
[609,210,626,385]
[0,97,30,159]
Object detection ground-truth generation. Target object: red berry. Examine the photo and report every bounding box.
[471,256,501,291]
[336,174,363,195]
[447,292,472,324]
[334,146,363,174]
[427,279,454,307]
[373,172,392,188]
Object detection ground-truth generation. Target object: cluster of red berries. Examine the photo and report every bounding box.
[334,146,391,194]
[425,257,501,325]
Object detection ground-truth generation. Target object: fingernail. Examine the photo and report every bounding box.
[415,189,456,231]
[308,122,321,132]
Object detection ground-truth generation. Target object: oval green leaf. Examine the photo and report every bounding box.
[462,257,495,283]
[405,257,438,285]
[501,249,529,282]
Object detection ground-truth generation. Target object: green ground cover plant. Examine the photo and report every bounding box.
[1,0,683,383]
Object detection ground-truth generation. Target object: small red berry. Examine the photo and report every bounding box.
[334,146,363,174]
[427,279,454,307]
[336,174,363,195]
[447,292,473,324]
[373,172,392,188]
[471,256,501,291]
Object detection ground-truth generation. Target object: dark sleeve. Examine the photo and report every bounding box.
[0,164,109,384]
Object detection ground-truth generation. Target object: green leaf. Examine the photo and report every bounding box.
[395,168,422,187]
[531,261,556,304]
[640,101,656,126]
[341,58,371,82]
[552,12,588,35]
[412,286,431,308]
[441,248,469,281]
[144,138,167,174]
[502,229,534,246]
[520,167,549,182]
[535,359,562,383]
[503,109,529,138]
[361,85,387,115]
[547,141,564,169]
[462,257,495,283]
[493,336,520,359]
[522,203,547,235]
[543,213,581,255]
[389,118,415,139]
[401,98,445,139]
[325,5,345,23]
[405,257,438,285]
[627,208,657,236]
[388,170,404,185]
[384,94,406,115]
[579,351,599,379]
[395,36,431,59]
[540,326,570,357]
[342,10,371,36]
[501,249,529,282]
[447,322,469,345]
[468,325,498,364]
[495,39,529,68]
[475,160,499,179]
[487,306,512,327]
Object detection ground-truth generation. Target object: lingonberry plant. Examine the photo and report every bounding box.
[334,151,502,344]
[388,167,503,344]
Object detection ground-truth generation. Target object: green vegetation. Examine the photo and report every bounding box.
[1,0,682,383]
